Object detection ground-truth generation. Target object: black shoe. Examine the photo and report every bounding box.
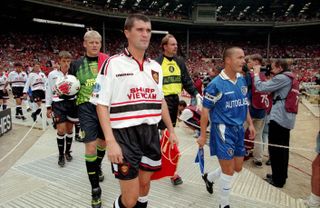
[98,166,104,182]
[52,122,57,129]
[75,135,84,142]
[15,115,21,119]
[21,116,26,121]
[219,205,230,208]
[170,175,183,185]
[202,173,214,194]
[253,160,263,168]
[91,187,102,208]
[58,155,65,167]
[31,112,37,122]
[266,159,271,166]
[266,173,272,179]
[264,177,283,188]
[65,151,73,162]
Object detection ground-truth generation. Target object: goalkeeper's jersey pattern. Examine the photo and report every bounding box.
[69,53,109,105]
[75,57,99,105]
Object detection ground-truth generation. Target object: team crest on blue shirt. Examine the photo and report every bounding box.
[241,86,247,96]
[151,70,159,84]
[227,148,234,157]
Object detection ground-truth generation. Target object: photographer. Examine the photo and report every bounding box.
[244,54,271,168]
[253,59,297,188]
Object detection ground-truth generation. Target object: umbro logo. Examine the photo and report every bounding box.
[116,73,134,77]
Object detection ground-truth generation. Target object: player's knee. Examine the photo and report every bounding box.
[85,142,97,155]
[122,195,138,208]
[57,129,66,136]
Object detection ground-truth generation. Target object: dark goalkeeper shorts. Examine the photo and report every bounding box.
[158,94,179,130]
[78,102,104,143]
[112,124,161,180]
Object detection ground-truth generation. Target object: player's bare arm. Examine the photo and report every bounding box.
[197,107,209,148]
[96,104,123,164]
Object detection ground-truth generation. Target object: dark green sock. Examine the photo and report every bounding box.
[96,145,106,167]
[85,154,99,189]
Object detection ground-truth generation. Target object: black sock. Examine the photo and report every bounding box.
[134,201,148,208]
[35,108,41,115]
[75,123,80,137]
[65,134,73,153]
[56,134,65,156]
[96,144,106,167]
[113,195,126,208]
[2,105,7,110]
[18,107,23,115]
[15,107,19,115]
[85,155,99,189]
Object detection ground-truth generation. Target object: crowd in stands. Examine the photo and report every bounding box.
[0,31,319,83]
[56,0,319,23]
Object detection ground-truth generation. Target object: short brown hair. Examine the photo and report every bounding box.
[160,34,175,50]
[222,46,242,61]
[59,51,72,59]
[249,54,263,64]
[14,62,23,67]
[273,59,288,71]
[124,13,150,31]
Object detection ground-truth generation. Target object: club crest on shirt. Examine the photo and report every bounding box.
[151,70,159,84]
[169,66,175,73]
[227,148,234,157]
[80,130,86,139]
[241,86,248,96]
[119,163,130,175]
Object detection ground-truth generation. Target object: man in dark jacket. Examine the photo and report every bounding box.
[155,34,201,185]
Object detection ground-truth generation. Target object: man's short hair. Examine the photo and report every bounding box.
[83,30,102,41]
[179,100,187,108]
[249,54,263,64]
[58,51,72,59]
[124,13,150,31]
[14,62,23,67]
[222,46,242,61]
[273,59,289,71]
[160,34,175,50]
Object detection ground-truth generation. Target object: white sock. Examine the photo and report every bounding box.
[218,173,233,207]
[207,167,221,183]
[23,100,29,109]
[137,195,148,203]
[309,193,320,204]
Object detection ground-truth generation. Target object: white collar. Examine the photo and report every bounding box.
[219,70,241,84]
